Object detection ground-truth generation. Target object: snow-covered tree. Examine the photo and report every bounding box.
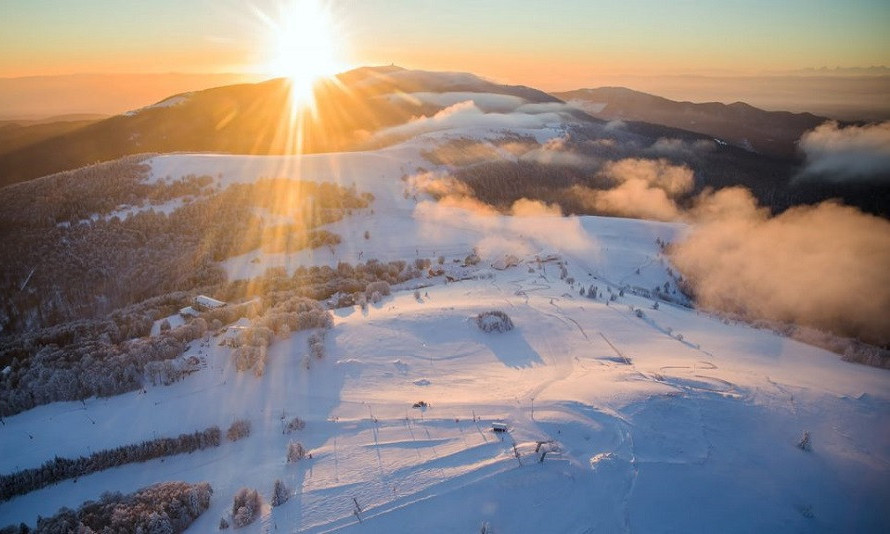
[287,442,307,463]
[231,488,261,528]
[226,419,251,442]
[271,479,289,507]
[284,417,305,434]
[476,311,514,333]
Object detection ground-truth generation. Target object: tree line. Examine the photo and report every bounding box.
[0,481,212,534]
[0,426,221,502]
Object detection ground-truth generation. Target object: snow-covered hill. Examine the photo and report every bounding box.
[1,99,888,533]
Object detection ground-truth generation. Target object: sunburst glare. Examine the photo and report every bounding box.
[258,0,348,110]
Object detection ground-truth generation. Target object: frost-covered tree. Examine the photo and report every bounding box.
[287,442,307,463]
[308,332,325,359]
[232,345,266,373]
[284,417,305,434]
[797,431,812,451]
[231,488,261,528]
[365,281,391,300]
[30,481,211,533]
[226,419,251,442]
[233,326,273,348]
[476,311,514,333]
[271,479,289,507]
[146,511,174,534]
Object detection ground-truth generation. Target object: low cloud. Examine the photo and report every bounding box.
[407,170,473,198]
[519,136,597,168]
[564,158,695,221]
[798,121,890,181]
[516,102,577,115]
[414,195,594,261]
[409,171,562,218]
[408,91,527,113]
[408,122,890,347]
[575,181,682,221]
[409,157,890,346]
[670,191,890,345]
[510,198,563,217]
[647,138,716,159]
[498,139,540,157]
[385,92,577,117]
[435,194,500,216]
[375,101,571,142]
[601,158,695,196]
[687,186,767,222]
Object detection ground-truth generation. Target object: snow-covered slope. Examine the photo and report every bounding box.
[123,93,192,117]
[2,128,889,532]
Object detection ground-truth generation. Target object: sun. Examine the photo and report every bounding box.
[262,0,346,107]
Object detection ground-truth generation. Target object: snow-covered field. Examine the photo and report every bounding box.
[2,111,889,532]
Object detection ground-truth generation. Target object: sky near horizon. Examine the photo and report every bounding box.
[1,0,889,89]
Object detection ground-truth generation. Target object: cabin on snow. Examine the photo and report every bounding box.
[195,295,226,310]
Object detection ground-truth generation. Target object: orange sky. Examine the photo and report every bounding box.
[2,0,889,91]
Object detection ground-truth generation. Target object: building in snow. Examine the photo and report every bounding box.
[194,295,226,311]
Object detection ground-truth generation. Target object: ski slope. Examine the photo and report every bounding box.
[2,118,889,533]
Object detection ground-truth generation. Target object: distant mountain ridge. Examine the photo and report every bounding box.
[0,66,560,187]
[555,86,828,158]
[0,117,105,158]
[0,72,264,119]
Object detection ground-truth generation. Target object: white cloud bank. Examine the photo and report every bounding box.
[799,121,890,181]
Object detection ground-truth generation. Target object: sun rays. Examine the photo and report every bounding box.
[265,1,344,105]
[245,0,356,159]
[256,0,347,117]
